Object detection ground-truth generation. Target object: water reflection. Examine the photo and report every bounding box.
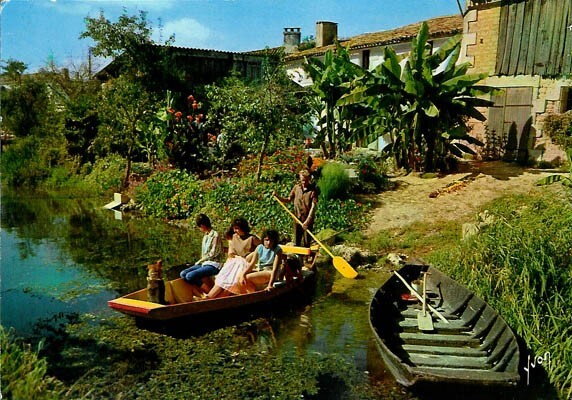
[0,189,202,337]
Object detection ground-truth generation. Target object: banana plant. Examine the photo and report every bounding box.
[340,21,497,172]
[304,45,364,158]
[536,148,572,188]
[401,22,497,171]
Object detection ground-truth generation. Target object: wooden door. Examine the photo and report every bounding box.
[487,87,533,162]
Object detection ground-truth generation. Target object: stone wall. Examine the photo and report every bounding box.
[467,75,570,164]
[462,7,500,74]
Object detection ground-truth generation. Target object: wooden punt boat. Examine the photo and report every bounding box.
[108,245,317,322]
[369,261,521,389]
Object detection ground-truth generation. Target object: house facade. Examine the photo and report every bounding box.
[461,0,571,164]
[283,15,463,87]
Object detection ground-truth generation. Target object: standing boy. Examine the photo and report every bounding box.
[274,170,318,247]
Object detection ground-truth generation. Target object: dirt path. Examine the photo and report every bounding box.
[365,161,559,235]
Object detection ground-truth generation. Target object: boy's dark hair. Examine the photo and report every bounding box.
[262,229,280,246]
[196,214,212,229]
[231,217,250,234]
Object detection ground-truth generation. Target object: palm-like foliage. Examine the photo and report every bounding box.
[341,22,496,172]
[304,45,364,158]
[536,148,572,188]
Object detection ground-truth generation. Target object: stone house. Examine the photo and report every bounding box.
[461,0,571,164]
[282,15,463,87]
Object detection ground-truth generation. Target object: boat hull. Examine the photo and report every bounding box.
[369,261,521,389]
[109,270,316,321]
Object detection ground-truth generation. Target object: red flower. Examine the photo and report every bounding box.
[175,111,183,121]
[167,107,175,114]
[192,101,198,110]
[187,94,195,103]
[187,115,194,122]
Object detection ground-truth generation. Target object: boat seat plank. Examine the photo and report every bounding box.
[415,367,520,384]
[409,353,492,370]
[401,305,460,321]
[399,332,482,347]
[402,344,488,358]
[110,298,166,310]
[399,317,469,333]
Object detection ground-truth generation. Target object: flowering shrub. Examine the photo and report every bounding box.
[159,92,220,175]
[237,147,310,183]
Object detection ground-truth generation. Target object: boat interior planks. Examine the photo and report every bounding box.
[369,261,521,390]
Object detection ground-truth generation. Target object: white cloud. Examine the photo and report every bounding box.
[158,17,216,48]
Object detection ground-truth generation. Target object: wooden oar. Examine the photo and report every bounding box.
[273,195,358,279]
[394,271,449,324]
[417,272,434,331]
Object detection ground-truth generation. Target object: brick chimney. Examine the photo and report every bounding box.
[316,21,337,47]
[283,27,301,53]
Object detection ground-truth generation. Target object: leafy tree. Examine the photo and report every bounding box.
[0,76,53,138]
[304,45,364,158]
[206,55,309,181]
[95,75,157,189]
[80,9,181,93]
[1,58,27,83]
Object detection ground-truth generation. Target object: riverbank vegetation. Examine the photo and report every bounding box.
[433,191,572,399]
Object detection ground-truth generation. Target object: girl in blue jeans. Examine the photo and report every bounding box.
[180,214,222,296]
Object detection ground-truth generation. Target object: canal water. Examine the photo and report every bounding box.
[2,190,536,399]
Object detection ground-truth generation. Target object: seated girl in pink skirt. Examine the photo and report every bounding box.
[207,229,283,297]
[206,217,260,298]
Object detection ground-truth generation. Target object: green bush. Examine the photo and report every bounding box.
[340,151,391,194]
[135,160,371,235]
[543,111,572,149]
[0,327,64,400]
[317,162,351,200]
[0,137,50,187]
[135,169,203,219]
[83,155,126,193]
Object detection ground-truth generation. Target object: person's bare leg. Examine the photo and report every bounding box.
[245,271,271,291]
[206,285,224,299]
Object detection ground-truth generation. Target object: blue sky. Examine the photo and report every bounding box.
[1,0,462,73]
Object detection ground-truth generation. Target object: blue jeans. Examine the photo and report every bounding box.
[179,264,219,286]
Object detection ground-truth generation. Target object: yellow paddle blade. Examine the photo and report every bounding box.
[333,256,358,279]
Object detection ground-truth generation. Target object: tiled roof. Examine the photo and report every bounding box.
[285,14,463,61]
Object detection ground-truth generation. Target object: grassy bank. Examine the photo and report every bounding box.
[432,192,572,399]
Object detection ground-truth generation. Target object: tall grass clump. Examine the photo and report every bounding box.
[432,193,572,399]
[317,162,351,200]
[0,327,65,399]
